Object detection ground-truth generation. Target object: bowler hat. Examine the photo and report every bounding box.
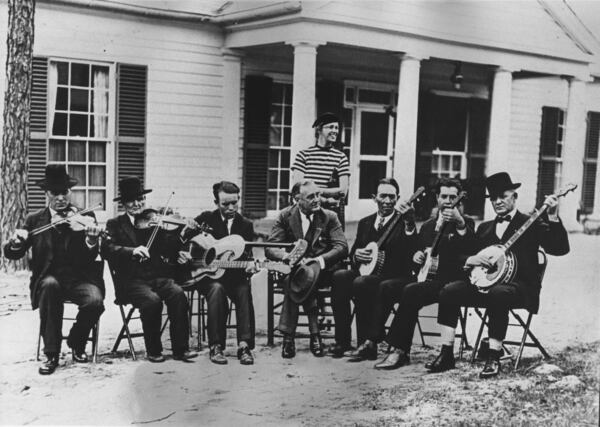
[35,164,78,192]
[113,176,152,202]
[289,259,322,304]
[312,112,340,128]
[485,172,521,198]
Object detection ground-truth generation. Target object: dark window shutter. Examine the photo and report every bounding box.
[27,57,49,212]
[582,112,600,213]
[468,98,490,155]
[242,75,272,218]
[116,64,147,201]
[536,107,561,206]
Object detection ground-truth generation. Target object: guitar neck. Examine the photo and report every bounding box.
[430,221,448,256]
[503,205,548,251]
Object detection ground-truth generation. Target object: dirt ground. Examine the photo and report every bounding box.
[1,232,599,426]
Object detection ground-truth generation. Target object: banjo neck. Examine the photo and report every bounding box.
[501,205,548,253]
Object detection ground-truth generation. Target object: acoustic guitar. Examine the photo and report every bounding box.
[417,191,467,282]
[180,235,308,288]
[469,183,576,293]
[358,186,426,276]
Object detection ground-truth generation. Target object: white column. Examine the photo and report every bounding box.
[561,78,586,231]
[392,54,421,196]
[288,41,321,164]
[484,67,513,219]
[221,48,243,184]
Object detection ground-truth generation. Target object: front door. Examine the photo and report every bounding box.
[348,107,394,218]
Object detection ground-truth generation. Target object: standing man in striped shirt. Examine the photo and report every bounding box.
[291,113,350,227]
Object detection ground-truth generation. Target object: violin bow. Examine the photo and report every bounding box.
[145,192,175,251]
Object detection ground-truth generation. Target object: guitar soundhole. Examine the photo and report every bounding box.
[205,248,216,265]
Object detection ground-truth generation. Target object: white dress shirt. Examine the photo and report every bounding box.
[495,209,516,239]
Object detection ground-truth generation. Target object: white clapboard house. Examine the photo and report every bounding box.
[1,0,599,229]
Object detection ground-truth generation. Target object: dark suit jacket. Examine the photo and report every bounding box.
[3,207,104,309]
[101,213,182,302]
[350,211,418,279]
[192,210,255,283]
[416,215,475,282]
[471,210,569,310]
[265,205,348,269]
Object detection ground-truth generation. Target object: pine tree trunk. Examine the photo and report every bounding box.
[0,0,35,272]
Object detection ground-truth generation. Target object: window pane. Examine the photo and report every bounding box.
[278,192,289,210]
[284,106,292,125]
[89,190,105,208]
[283,127,291,147]
[360,112,389,155]
[71,63,89,86]
[49,140,66,161]
[280,170,289,189]
[89,141,106,162]
[89,166,105,186]
[284,84,292,103]
[452,156,461,171]
[269,126,281,147]
[70,189,86,209]
[69,114,88,137]
[359,161,386,199]
[268,150,279,168]
[68,141,86,162]
[56,87,68,111]
[268,171,278,189]
[267,192,277,210]
[442,156,450,171]
[91,65,110,88]
[70,89,89,112]
[68,165,86,185]
[281,150,290,168]
[57,62,69,85]
[53,113,68,135]
[271,109,282,125]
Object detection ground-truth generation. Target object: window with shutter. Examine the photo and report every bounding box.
[582,112,600,214]
[242,75,272,218]
[28,57,49,212]
[536,107,564,206]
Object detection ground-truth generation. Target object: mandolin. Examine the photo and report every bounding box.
[469,183,576,293]
[417,191,467,282]
[358,186,426,276]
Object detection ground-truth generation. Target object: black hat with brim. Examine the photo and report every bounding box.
[35,164,78,192]
[312,112,340,128]
[113,176,152,202]
[485,172,521,198]
[289,259,322,304]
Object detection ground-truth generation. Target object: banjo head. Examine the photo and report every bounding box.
[470,246,515,291]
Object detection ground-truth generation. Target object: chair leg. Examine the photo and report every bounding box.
[267,275,275,346]
[511,311,549,370]
[116,306,137,361]
[416,317,427,346]
[91,320,99,363]
[471,309,487,364]
[36,323,42,361]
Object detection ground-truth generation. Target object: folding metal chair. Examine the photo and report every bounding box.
[470,249,550,370]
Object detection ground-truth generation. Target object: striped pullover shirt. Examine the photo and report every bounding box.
[291,145,350,188]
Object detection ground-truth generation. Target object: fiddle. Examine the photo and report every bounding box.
[29,203,103,236]
[134,208,196,231]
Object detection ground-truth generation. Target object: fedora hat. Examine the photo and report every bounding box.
[312,112,340,128]
[35,164,78,192]
[113,176,152,202]
[485,172,521,198]
[289,259,322,304]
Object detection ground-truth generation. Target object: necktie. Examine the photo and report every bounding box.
[304,214,313,239]
[495,215,510,223]
[376,216,385,231]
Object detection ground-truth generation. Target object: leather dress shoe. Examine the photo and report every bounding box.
[347,342,377,362]
[72,349,89,363]
[310,334,325,357]
[147,353,166,363]
[209,344,228,365]
[426,345,455,373]
[173,350,198,361]
[281,338,296,359]
[237,346,254,365]
[479,349,502,379]
[374,349,410,370]
[39,355,59,375]
[329,343,354,358]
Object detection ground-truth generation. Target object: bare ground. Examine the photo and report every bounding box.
[1,233,599,426]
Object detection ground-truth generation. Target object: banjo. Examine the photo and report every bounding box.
[417,191,467,282]
[469,183,576,293]
[358,186,425,276]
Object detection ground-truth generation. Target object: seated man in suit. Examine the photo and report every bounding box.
[373,177,474,370]
[329,178,418,359]
[429,172,570,378]
[4,165,105,375]
[102,176,198,363]
[186,181,256,365]
[266,179,349,358]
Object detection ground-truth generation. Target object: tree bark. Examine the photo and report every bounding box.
[1,0,35,271]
